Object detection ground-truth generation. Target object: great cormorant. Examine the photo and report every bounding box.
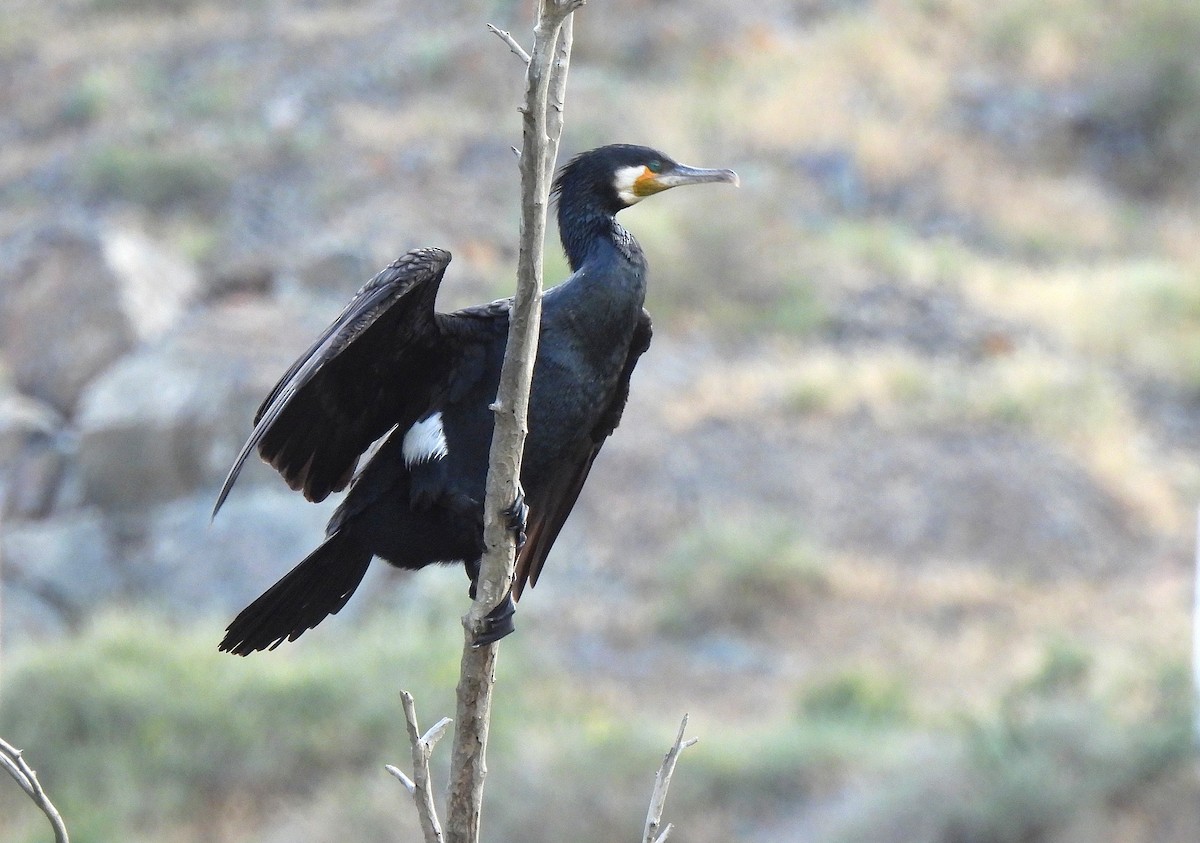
[213,144,738,655]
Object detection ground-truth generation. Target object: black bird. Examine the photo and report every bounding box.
[213,144,737,655]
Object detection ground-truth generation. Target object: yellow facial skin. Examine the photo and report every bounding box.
[612,161,738,206]
[633,166,670,197]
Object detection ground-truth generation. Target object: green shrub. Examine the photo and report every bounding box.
[658,517,828,635]
[800,669,913,726]
[825,659,1195,843]
[0,606,462,837]
[1020,637,1092,698]
[77,145,230,213]
[87,0,204,14]
[1082,0,1200,195]
[58,73,110,127]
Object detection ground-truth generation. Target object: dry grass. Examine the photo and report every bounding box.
[779,552,1191,715]
[963,257,1200,386]
[661,336,1186,530]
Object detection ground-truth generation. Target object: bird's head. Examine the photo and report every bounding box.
[554,144,739,215]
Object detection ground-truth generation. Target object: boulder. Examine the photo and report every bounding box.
[290,247,375,300]
[75,352,224,510]
[201,255,276,301]
[3,438,71,520]
[75,296,331,511]
[0,508,120,634]
[0,224,198,414]
[101,226,199,342]
[0,391,62,467]
[0,392,70,519]
[0,226,135,414]
[143,488,338,615]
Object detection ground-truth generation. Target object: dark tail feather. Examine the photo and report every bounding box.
[219,531,373,656]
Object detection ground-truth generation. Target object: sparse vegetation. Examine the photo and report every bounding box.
[77,145,230,213]
[800,669,912,726]
[0,610,455,841]
[658,517,828,635]
[779,348,1126,440]
[86,0,205,14]
[57,72,111,128]
[965,258,1200,389]
[822,656,1194,843]
[0,606,903,843]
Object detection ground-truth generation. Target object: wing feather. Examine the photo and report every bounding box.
[213,248,452,516]
[512,310,653,597]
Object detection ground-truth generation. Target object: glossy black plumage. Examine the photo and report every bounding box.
[214,144,737,655]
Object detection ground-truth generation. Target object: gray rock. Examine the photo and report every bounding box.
[290,248,375,300]
[1,508,119,633]
[76,351,225,511]
[0,224,198,414]
[0,392,62,467]
[74,296,332,511]
[143,488,338,615]
[0,488,343,636]
[3,439,70,519]
[0,392,70,519]
[0,226,136,414]
[201,256,276,301]
[100,226,199,342]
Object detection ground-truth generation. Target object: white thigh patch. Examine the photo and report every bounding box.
[402,412,448,466]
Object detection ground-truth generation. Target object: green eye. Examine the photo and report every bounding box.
[646,160,664,173]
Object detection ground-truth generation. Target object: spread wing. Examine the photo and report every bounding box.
[213,248,453,516]
[513,310,653,598]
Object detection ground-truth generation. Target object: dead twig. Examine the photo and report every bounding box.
[486,24,531,64]
[0,737,70,843]
[387,692,451,843]
[642,715,699,843]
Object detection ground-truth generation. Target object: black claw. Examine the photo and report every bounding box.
[503,485,529,551]
[466,558,481,600]
[471,589,516,647]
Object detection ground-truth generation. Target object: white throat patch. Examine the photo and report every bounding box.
[613,165,648,206]
[402,412,448,466]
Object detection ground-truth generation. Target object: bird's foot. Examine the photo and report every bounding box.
[471,589,516,648]
[504,484,528,551]
[466,558,480,600]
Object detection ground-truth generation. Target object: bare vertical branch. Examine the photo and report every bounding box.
[643,714,699,843]
[1193,504,1200,746]
[444,2,582,842]
[387,692,451,843]
[1,505,4,675]
[445,640,497,842]
[0,737,70,843]
[544,12,574,177]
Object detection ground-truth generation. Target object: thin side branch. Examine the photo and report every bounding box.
[385,764,417,795]
[486,24,531,64]
[642,715,699,843]
[0,737,69,843]
[392,691,450,843]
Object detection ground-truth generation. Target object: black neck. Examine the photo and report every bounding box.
[547,196,648,336]
[557,196,632,272]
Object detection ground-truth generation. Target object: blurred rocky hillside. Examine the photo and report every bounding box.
[4,0,1200,841]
